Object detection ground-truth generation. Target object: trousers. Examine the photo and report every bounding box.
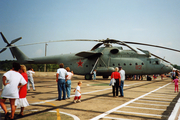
[119,80,124,96]
[57,79,66,100]
[27,78,35,90]
[66,80,71,98]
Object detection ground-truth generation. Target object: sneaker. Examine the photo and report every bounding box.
[5,112,10,120]
[119,96,124,97]
[77,100,81,103]
[73,100,76,103]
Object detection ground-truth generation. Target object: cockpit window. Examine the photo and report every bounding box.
[153,60,160,65]
[156,61,159,64]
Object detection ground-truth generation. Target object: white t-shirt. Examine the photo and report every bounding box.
[75,86,81,96]
[27,70,35,79]
[1,71,27,98]
[119,69,125,81]
[67,72,73,80]
[57,68,67,79]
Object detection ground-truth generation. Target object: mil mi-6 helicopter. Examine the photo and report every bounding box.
[0,32,178,80]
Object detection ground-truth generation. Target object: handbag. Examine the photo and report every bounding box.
[109,72,116,86]
[66,82,69,87]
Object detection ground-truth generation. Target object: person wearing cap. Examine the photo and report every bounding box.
[119,66,125,97]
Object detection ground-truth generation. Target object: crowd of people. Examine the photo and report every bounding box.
[1,62,179,119]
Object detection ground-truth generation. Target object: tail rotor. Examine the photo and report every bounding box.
[0,32,22,56]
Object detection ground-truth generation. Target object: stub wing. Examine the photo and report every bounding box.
[75,51,102,58]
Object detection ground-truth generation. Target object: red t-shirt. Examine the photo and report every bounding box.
[111,72,121,79]
[19,72,28,98]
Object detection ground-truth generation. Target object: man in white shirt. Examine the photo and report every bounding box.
[27,68,35,91]
[56,63,68,100]
[119,66,125,97]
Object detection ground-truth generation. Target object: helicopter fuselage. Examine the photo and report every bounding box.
[11,46,173,80]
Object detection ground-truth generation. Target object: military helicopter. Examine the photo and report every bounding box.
[0,32,177,80]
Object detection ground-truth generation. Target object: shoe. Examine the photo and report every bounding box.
[73,100,76,103]
[18,114,23,118]
[77,100,81,102]
[56,99,61,101]
[119,96,124,97]
[5,112,10,120]
[33,89,36,91]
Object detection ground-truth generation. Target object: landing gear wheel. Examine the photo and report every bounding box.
[85,74,92,80]
[103,75,109,79]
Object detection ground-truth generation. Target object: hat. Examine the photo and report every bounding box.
[119,66,122,69]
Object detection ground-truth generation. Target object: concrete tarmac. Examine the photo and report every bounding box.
[0,74,179,120]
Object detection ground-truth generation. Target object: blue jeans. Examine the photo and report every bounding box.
[93,74,96,80]
[57,79,66,100]
[66,80,71,98]
[27,78,35,90]
[119,80,124,96]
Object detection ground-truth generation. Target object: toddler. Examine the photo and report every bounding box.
[173,76,179,92]
[73,81,82,103]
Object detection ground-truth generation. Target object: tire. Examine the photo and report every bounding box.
[103,75,109,79]
[85,74,92,80]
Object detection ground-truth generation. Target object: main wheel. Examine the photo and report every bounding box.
[85,74,92,80]
[103,75,109,79]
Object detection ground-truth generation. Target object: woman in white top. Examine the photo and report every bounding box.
[65,67,74,99]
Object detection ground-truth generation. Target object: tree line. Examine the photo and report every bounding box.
[0,60,59,72]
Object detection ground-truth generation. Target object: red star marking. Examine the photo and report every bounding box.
[77,59,83,67]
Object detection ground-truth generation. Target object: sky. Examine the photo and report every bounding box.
[0,0,180,65]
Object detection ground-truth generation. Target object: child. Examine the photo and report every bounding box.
[73,81,82,103]
[93,70,96,80]
[15,65,29,117]
[173,76,179,92]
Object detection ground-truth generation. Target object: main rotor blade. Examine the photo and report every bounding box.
[0,32,9,44]
[91,43,103,51]
[0,39,99,49]
[10,37,22,44]
[123,41,180,53]
[150,52,171,64]
[116,41,145,54]
[137,48,171,64]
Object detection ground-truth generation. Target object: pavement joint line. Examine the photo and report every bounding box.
[142,97,173,101]
[132,102,169,106]
[147,95,176,98]
[90,82,171,120]
[103,116,132,120]
[125,106,166,111]
[138,99,171,103]
[115,110,168,117]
